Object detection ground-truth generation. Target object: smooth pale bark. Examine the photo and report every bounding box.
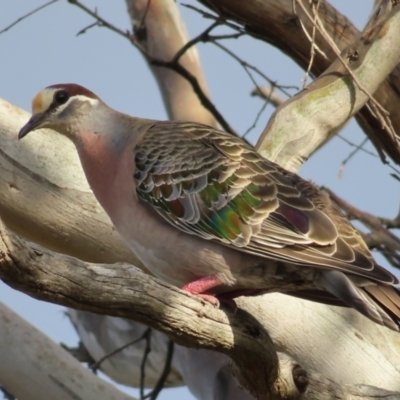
[199,0,400,165]
[68,309,183,388]
[0,99,145,399]
[125,0,218,128]
[1,100,400,396]
[0,302,136,400]
[1,0,400,398]
[0,99,141,267]
[256,1,400,171]
[0,223,399,399]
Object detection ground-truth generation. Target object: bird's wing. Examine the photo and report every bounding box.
[134,121,396,284]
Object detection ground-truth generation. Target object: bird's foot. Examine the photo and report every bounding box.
[194,293,221,307]
[182,276,222,307]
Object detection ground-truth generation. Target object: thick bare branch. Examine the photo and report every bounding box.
[0,221,399,399]
[0,98,141,267]
[0,220,278,398]
[256,0,400,171]
[2,92,400,398]
[125,0,218,128]
[0,302,135,400]
[199,0,400,165]
[2,1,399,396]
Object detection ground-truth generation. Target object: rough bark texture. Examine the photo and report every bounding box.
[1,98,400,398]
[0,221,278,399]
[0,222,399,399]
[1,0,400,398]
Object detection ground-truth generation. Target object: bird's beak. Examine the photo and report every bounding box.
[18,113,47,140]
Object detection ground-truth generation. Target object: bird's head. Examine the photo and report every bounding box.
[18,84,100,140]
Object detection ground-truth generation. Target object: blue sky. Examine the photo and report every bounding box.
[2,1,396,399]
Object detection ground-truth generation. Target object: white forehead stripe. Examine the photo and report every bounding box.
[53,94,99,115]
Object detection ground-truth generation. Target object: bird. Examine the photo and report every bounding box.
[18,83,400,331]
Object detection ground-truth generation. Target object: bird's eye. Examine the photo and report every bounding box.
[54,90,69,105]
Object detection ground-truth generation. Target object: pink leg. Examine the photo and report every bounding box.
[182,276,222,307]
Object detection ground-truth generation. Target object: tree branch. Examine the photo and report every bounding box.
[0,0,59,35]
[0,302,135,400]
[324,188,400,269]
[199,0,400,165]
[0,220,399,399]
[255,0,400,172]
[68,0,224,130]
[67,309,184,389]
[0,98,141,268]
[3,1,400,397]
[0,219,278,398]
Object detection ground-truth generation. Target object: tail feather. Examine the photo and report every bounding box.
[318,270,400,331]
[363,285,400,325]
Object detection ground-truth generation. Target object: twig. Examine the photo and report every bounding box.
[136,0,151,37]
[170,21,244,63]
[380,245,400,269]
[295,0,396,140]
[336,133,400,177]
[378,207,400,229]
[292,0,328,64]
[183,2,299,97]
[67,0,238,136]
[214,41,271,111]
[338,137,369,179]
[337,134,377,158]
[76,21,99,36]
[243,98,270,138]
[149,56,238,135]
[182,3,246,34]
[325,188,400,271]
[145,340,175,400]
[208,33,244,41]
[213,41,297,98]
[297,0,322,87]
[172,21,221,63]
[324,188,400,268]
[251,86,287,108]
[140,328,152,400]
[366,100,397,150]
[0,0,59,35]
[89,329,152,373]
[67,0,129,38]
[60,341,95,364]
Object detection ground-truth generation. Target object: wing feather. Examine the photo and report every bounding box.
[134,122,397,285]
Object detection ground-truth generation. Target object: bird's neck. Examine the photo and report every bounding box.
[76,128,136,217]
